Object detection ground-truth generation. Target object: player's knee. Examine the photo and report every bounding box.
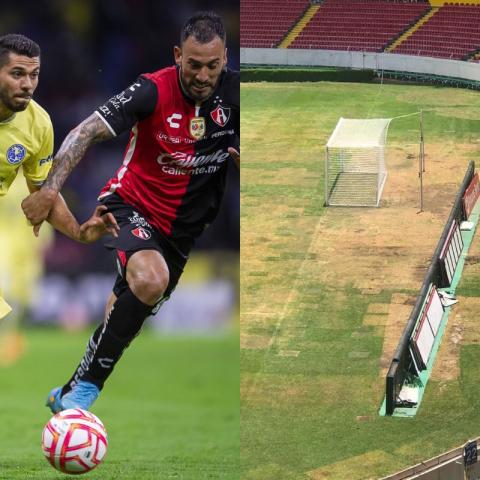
[128,268,169,306]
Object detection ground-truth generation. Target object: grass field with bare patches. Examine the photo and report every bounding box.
[241,81,480,479]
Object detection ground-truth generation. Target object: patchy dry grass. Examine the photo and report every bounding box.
[241,81,480,479]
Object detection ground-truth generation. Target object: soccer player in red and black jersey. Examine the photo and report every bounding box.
[22,11,239,412]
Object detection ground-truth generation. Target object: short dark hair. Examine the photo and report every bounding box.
[0,34,40,68]
[181,12,226,45]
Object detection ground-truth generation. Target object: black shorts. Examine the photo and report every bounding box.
[100,193,193,305]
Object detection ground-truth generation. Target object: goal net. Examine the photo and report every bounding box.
[325,117,392,207]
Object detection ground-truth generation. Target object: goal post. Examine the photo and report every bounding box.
[325,117,392,207]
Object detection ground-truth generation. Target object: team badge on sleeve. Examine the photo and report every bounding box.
[210,105,230,127]
[6,144,26,164]
[189,117,205,140]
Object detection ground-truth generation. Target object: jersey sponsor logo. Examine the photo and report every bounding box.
[157,148,229,169]
[167,113,182,128]
[100,83,141,117]
[39,154,53,166]
[210,105,230,127]
[70,333,101,389]
[161,164,221,176]
[156,131,195,145]
[99,105,112,117]
[127,81,142,92]
[190,117,205,140]
[211,129,235,139]
[131,226,151,240]
[6,144,26,165]
[97,357,114,369]
[128,211,152,229]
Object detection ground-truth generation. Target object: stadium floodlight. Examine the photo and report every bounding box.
[325,117,392,207]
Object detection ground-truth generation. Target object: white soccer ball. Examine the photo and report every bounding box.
[42,408,108,474]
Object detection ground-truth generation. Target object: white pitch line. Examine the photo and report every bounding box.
[244,213,326,395]
[278,350,301,357]
[241,311,278,316]
[266,217,325,350]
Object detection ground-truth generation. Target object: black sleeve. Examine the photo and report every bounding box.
[95,75,158,136]
[225,69,239,137]
[225,69,239,107]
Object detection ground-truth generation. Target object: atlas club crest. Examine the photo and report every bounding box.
[131,227,151,240]
[210,105,230,127]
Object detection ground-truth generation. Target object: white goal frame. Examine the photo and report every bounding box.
[325,117,392,207]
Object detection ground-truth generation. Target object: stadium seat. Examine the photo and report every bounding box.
[241,0,310,47]
[242,0,480,61]
[289,0,430,52]
[392,3,480,59]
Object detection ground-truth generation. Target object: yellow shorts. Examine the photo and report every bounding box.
[0,296,11,319]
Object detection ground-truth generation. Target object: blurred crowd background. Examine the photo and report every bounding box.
[0,0,239,333]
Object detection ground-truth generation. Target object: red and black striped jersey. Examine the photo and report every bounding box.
[95,65,239,239]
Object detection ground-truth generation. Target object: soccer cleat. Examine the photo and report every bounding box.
[61,381,100,411]
[46,381,100,414]
[46,387,64,414]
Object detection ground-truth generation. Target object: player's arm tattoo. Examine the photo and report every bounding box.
[44,113,114,192]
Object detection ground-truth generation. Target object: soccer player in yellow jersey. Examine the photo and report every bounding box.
[0,34,119,319]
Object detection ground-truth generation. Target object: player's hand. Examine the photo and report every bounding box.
[228,147,240,168]
[78,206,120,244]
[21,188,58,235]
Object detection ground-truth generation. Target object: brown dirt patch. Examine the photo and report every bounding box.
[361,287,383,295]
[367,303,390,314]
[305,144,475,294]
[242,463,299,480]
[453,297,480,345]
[363,314,388,326]
[430,316,463,382]
[378,294,413,375]
[431,296,480,381]
[307,450,394,480]
[462,231,480,274]
[240,333,272,350]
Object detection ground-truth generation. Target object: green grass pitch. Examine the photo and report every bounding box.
[0,328,238,479]
[241,80,480,479]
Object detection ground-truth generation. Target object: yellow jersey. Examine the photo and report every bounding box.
[0,99,53,196]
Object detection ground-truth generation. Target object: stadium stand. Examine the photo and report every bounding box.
[242,0,480,62]
[240,0,310,48]
[289,0,431,52]
[392,3,480,60]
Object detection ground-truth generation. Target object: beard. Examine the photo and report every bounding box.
[0,87,30,112]
[188,86,212,102]
[179,69,214,102]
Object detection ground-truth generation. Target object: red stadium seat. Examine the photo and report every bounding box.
[241,0,310,47]
[393,3,480,59]
[289,0,430,52]
[242,0,480,60]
